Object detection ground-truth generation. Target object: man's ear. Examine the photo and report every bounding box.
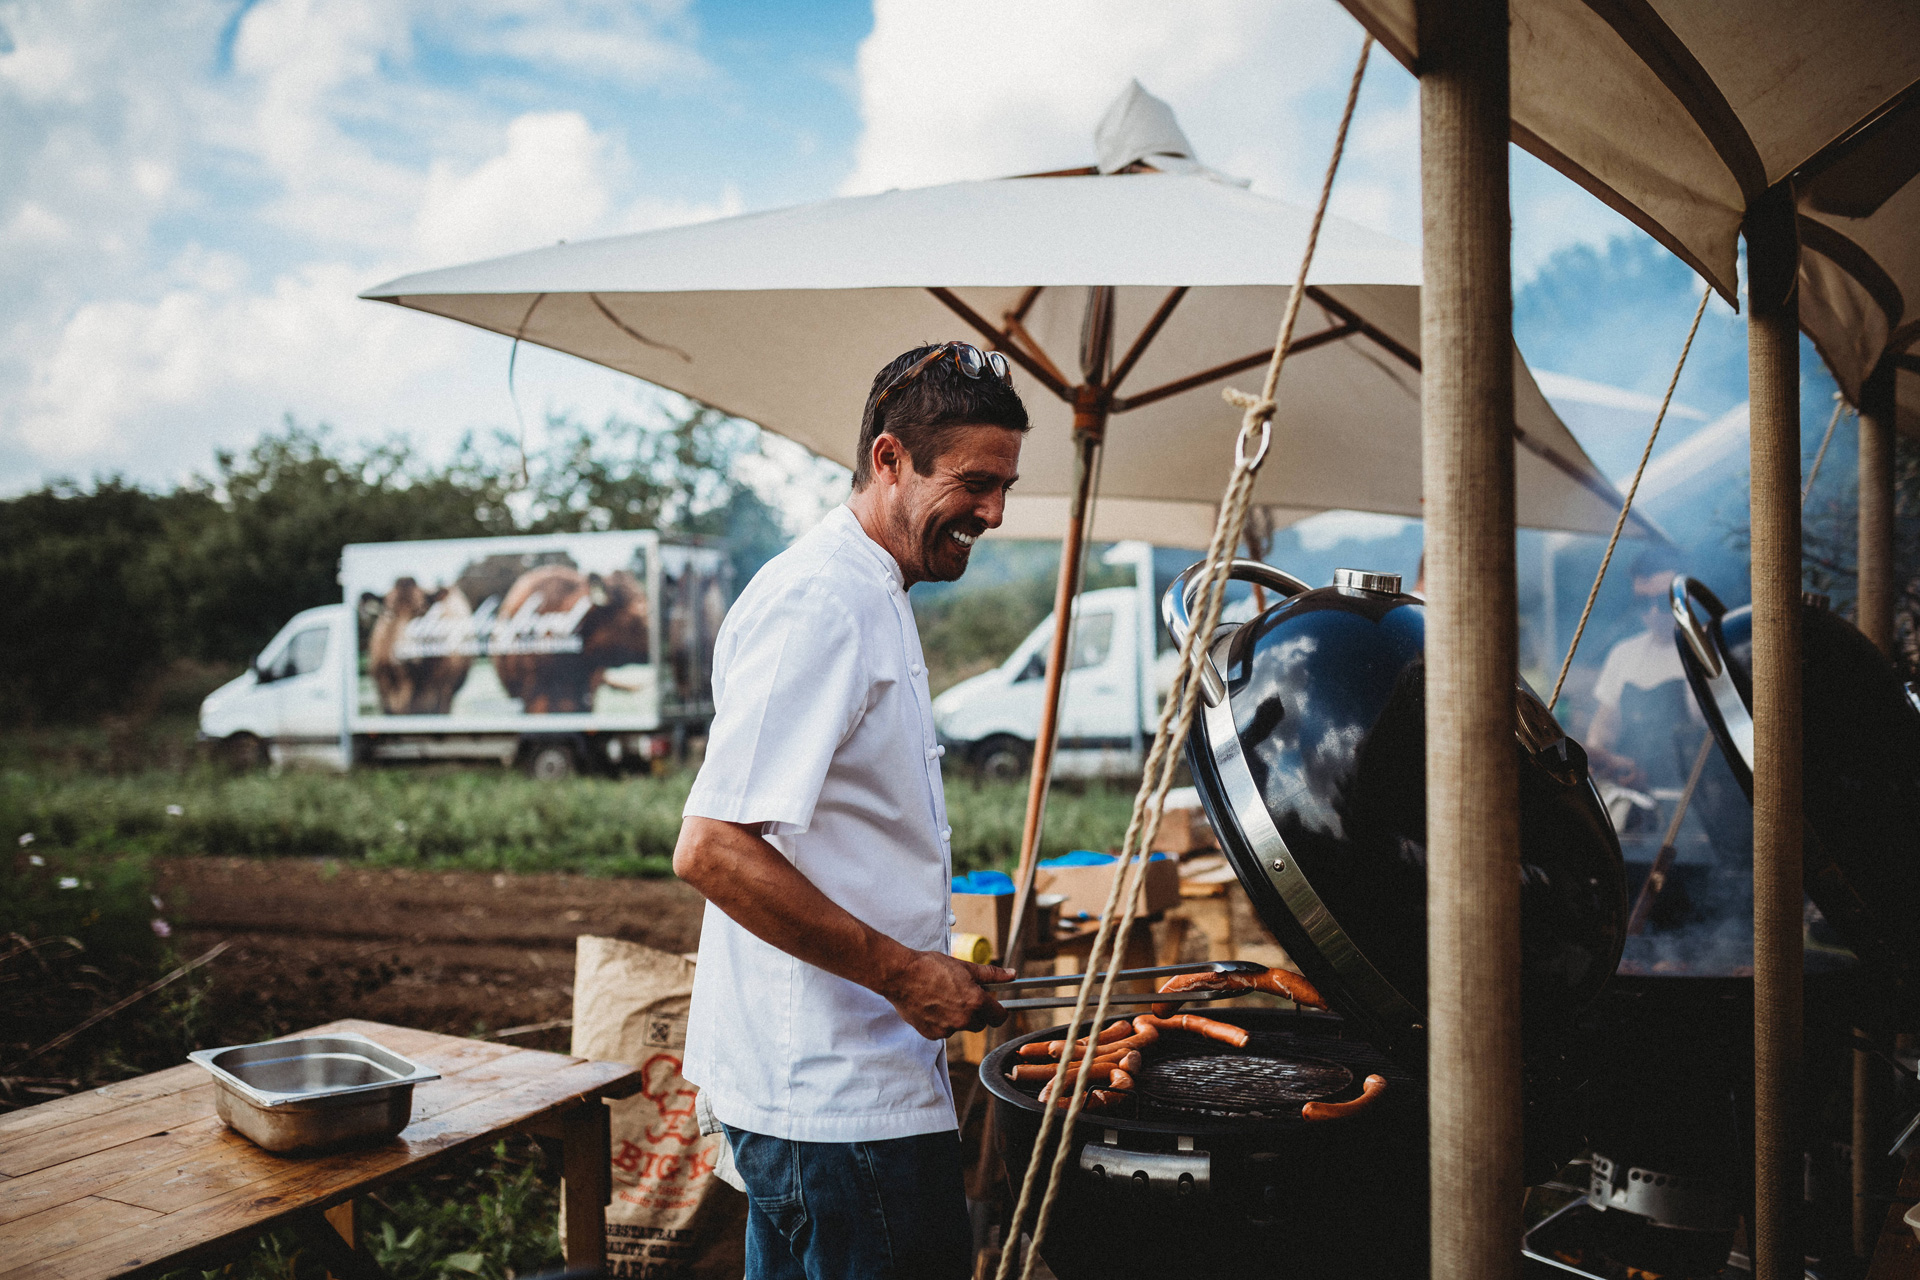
[870,432,908,486]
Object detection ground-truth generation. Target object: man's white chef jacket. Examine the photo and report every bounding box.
[682,504,956,1143]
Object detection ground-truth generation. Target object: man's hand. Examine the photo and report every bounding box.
[676,818,1015,1039]
[877,952,1014,1040]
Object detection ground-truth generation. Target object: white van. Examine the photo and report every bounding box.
[935,543,1199,780]
[199,531,729,777]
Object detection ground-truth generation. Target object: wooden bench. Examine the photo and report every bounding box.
[0,1018,644,1279]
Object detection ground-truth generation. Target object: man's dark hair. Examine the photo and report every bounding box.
[852,344,1030,490]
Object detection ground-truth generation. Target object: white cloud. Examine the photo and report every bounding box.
[0,0,724,491]
[1293,510,1415,551]
[843,0,1646,279]
[844,0,1421,243]
[414,111,616,262]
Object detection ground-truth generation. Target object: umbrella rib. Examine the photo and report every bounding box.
[587,292,692,363]
[1005,314,1073,390]
[1008,285,1045,325]
[927,287,1073,401]
[1110,321,1357,413]
[1105,287,1189,397]
[1304,286,1422,371]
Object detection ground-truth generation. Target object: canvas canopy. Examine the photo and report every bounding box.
[1337,0,1920,437]
[1338,1,1920,307]
[1796,94,1920,434]
[362,156,1649,539]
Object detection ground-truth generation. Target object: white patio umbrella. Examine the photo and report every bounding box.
[360,85,1644,541]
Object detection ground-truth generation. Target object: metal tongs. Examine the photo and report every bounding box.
[983,959,1267,1011]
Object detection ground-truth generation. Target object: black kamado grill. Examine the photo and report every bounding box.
[982,562,1630,1280]
[1671,575,1920,1010]
[1517,578,1920,1279]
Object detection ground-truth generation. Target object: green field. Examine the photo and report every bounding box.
[3,733,1137,878]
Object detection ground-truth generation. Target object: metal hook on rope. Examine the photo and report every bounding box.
[1235,415,1273,470]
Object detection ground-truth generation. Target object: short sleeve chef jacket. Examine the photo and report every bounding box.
[681,505,956,1143]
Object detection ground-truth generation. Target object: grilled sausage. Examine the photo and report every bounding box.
[1254,967,1328,1009]
[1042,1082,1129,1111]
[1017,1020,1134,1059]
[1302,1073,1387,1122]
[1151,967,1328,1016]
[1135,1013,1250,1048]
[1007,1060,1127,1084]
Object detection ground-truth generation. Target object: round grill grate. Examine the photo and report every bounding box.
[1135,1051,1352,1120]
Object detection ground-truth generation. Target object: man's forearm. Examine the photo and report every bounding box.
[673,816,1010,1040]
[673,816,915,991]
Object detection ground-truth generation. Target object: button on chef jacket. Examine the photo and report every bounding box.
[682,504,957,1143]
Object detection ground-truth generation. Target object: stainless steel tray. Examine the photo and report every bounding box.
[188,1032,440,1154]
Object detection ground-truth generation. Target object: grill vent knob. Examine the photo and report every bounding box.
[1332,568,1401,594]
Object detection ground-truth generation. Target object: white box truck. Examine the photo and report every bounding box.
[198,531,731,777]
[932,542,1256,781]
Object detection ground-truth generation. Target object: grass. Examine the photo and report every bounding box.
[4,735,1140,879]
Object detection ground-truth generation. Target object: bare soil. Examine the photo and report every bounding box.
[159,858,707,1054]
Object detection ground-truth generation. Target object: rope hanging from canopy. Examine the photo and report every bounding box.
[1546,287,1712,711]
[994,35,1375,1280]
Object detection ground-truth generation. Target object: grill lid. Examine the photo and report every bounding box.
[1165,561,1628,1064]
[1671,576,1920,990]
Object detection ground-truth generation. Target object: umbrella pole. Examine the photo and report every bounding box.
[1744,182,1805,1280]
[1417,4,1521,1280]
[1014,399,1107,891]
[1852,355,1895,1259]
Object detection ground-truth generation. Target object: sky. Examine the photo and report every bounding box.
[0,0,1713,500]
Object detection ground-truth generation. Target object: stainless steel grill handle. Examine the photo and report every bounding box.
[1161,560,1313,706]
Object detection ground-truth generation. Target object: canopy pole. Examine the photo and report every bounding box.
[1014,392,1108,891]
[1859,359,1897,656]
[1417,3,1521,1280]
[1852,355,1896,1259]
[1744,181,1805,1280]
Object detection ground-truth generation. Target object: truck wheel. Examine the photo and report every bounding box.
[523,743,576,781]
[221,733,268,771]
[975,735,1032,783]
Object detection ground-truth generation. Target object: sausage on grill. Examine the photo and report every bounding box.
[1134,1012,1250,1048]
[1302,1073,1387,1122]
[1150,967,1328,1016]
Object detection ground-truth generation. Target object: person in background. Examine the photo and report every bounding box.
[1584,546,1696,790]
[673,342,1027,1279]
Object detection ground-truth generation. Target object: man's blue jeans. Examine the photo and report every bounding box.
[722,1125,972,1279]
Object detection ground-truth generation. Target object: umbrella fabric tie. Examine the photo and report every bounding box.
[1546,286,1712,711]
[996,35,1374,1280]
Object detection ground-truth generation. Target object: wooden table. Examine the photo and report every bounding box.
[0,1019,644,1280]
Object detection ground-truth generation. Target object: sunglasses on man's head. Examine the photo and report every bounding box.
[874,342,1013,408]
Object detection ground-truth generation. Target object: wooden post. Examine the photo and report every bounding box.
[1418,3,1521,1279]
[1859,359,1897,655]
[1744,181,1804,1280]
[1852,356,1895,1259]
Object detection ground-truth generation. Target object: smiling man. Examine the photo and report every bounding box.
[673,342,1029,1279]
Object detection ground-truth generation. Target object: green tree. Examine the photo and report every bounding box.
[0,479,188,720]
[0,404,800,721]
